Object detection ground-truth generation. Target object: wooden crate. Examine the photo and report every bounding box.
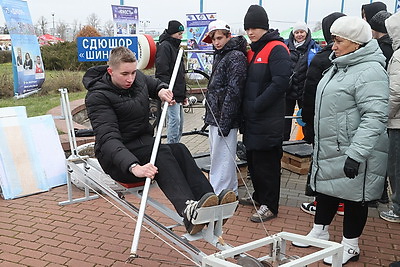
[281,142,313,175]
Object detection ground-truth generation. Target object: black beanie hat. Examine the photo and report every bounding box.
[369,10,391,33]
[244,5,269,30]
[361,1,387,23]
[167,20,184,35]
[322,12,346,43]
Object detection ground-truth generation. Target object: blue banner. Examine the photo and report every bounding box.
[186,13,216,74]
[111,5,139,36]
[0,0,45,97]
[77,36,138,62]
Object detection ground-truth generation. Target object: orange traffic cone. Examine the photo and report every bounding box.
[295,125,304,140]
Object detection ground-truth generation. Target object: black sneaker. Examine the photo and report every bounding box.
[183,192,218,235]
[239,196,259,206]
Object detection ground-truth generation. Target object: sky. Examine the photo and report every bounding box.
[0,0,398,33]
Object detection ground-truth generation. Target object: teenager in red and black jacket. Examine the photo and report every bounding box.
[240,5,291,223]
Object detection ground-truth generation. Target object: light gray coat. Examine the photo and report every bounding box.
[385,12,400,129]
[311,39,389,202]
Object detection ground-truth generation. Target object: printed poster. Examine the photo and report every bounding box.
[112,5,139,36]
[186,12,216,74]
[0,0,45,97]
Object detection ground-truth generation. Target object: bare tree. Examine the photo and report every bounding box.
[56,21,68,40]
[36,16,48,35]
[103,20,114,37]
[71,19,82,40]
[86,13,101,31]
[313,21,322,32]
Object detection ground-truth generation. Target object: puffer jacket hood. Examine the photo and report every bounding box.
[385,11,400,51]
[322,12,346,43]
[330,39,386,69]
[214,35,247,56]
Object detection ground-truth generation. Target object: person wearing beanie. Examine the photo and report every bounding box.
[361,1,387,23]
[294,16,389,265]
[380,9,400,228]
[202,19,247,196]
[239,5,292,223]
[283,21,320,141]
[299,12,346,217]
[155,20,186,144]
[370,10,393,69]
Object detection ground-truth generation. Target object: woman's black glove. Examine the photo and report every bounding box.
[343,157,360,179]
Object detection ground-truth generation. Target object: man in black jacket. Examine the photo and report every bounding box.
[155,20,187,144]
[239,5,291,222]
[84,46,235,235]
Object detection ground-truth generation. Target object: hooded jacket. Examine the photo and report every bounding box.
[285,30,320,100]
[385,11,400,129]
[242,30,291,150]
[204,36,247,136]
[311,39,389,202]
[83,65,167,183]
[302,12,346,143]
[155,30,186,103]
[361,2,387,23]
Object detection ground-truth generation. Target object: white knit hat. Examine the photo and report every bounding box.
[330,16,372,44]
[292,21,308,33]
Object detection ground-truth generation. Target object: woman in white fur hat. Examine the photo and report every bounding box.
[292,16,389,265]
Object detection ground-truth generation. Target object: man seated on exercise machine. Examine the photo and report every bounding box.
[83,46,236,235]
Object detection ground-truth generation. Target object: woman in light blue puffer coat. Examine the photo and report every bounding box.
[293,16,389,265]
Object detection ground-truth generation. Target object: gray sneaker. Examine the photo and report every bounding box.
[250,205,276,223]
[380,209,400,223]
[239,196,259,206]
[183,192,218,235]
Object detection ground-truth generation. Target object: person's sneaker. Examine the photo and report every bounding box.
[250,205,276,223]
[218,189,237,205]
[218,189,237,225]
[380,209,400,223]
[336,203,344,216]
[183,192,218,235]
[239,196,259,206]
[300,201,317,215]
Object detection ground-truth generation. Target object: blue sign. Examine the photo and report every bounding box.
[111,5,139,35]
[77,36,138,62]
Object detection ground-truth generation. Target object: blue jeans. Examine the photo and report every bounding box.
[388,129,400,216]
[167,103,183,144]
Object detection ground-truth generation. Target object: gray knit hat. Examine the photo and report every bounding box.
[369,10,391,33]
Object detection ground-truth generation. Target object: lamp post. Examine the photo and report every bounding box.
[304,0,310,23]
[51,11,55,36]
[140,20,150,34]
[200,0,203,12]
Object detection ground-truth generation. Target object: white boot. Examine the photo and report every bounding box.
[292,224,329,248]
[323,236,360,265]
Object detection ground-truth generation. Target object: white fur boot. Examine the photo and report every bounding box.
[323,236,360,265]
[292,224,329,248]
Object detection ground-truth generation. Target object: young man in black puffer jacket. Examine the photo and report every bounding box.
[84,47,236,235]
[155,20,187,144]
[202,19,247,197]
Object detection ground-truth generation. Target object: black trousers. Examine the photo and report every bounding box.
[284,98,303,141]
[246,147,283,215]
[133,142,214,215]
[315,193,368,238]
